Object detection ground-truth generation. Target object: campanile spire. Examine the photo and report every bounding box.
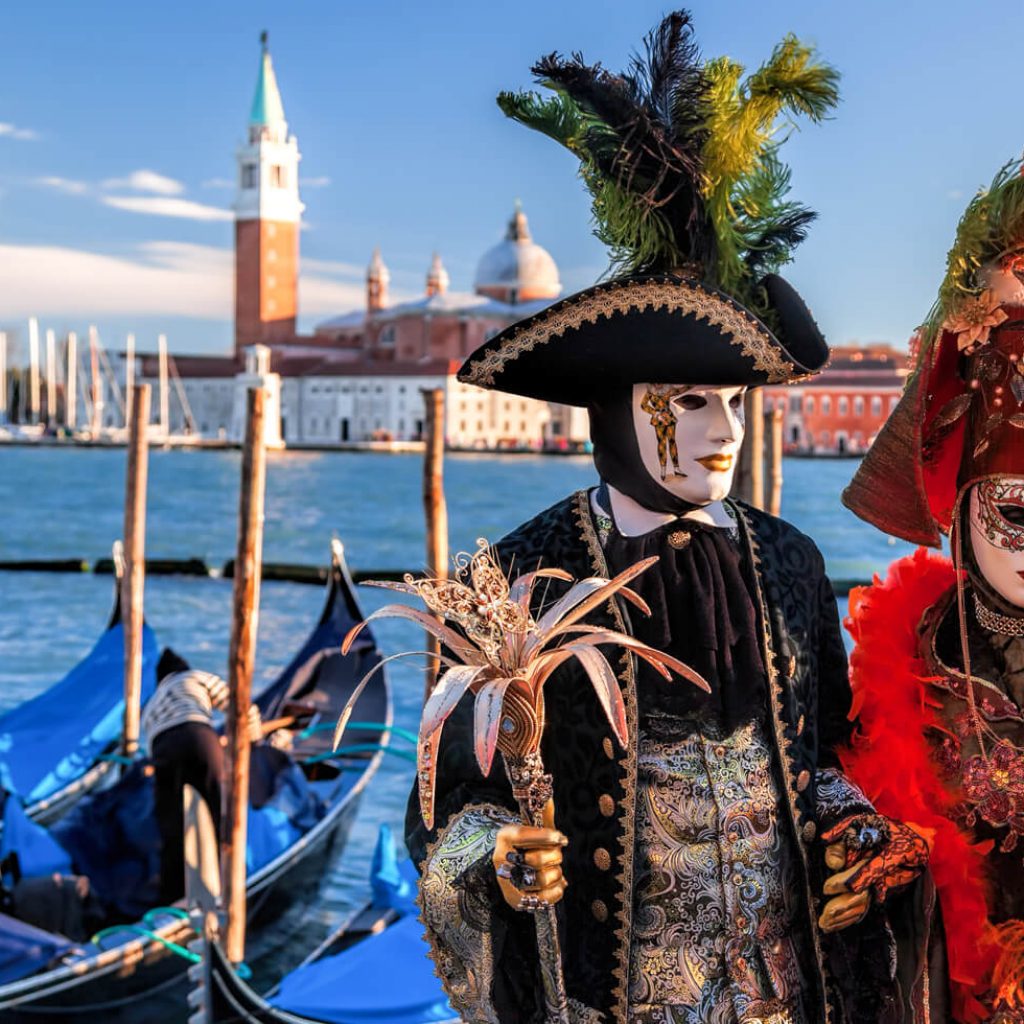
[234,33,304,353]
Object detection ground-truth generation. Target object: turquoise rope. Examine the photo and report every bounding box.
[98,753,137,765]
[90,924,199,963]
[91,918,252,979]
[303,743,417,766]
[142,906,190,926]
[298,720,418,746]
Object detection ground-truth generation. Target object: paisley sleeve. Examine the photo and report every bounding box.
[418,803,519,1023]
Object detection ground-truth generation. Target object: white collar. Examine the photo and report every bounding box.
[601,484,734,538]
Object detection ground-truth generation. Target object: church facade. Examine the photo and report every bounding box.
[140,37,586,451]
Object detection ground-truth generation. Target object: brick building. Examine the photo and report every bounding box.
[764,344,909,455]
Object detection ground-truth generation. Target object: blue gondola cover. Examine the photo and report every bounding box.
[0,622,158,802]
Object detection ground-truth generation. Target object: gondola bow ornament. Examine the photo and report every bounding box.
[333,538,708,1024]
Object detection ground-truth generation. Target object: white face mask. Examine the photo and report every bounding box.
[968,478,1024,607]
[630,383,746,506]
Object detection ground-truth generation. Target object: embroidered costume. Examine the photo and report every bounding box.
[844,158,1024,1021]
[408,11,915,1023]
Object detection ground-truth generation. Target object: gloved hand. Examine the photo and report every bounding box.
[492,800,568,912]
[817,813,930,933]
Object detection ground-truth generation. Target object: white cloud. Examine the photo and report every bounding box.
[33,176,89,195]
[0,239,375,321]
[202,177,236,189]
[947,188,964,200]
[0,122,39,141]
[101,195,233,222]
[101,169,185,196]
[300,176,331,188]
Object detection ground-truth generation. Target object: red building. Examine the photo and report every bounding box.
[764,344,909,455]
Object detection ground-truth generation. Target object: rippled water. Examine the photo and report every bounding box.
[0,446,917,999]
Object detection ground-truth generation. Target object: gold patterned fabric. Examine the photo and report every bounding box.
[418,803,515,1024]
[627,715,810,1024]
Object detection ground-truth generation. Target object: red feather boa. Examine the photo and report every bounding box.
[842,548,999,1022]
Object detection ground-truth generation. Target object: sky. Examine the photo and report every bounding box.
[1,0,1022,359]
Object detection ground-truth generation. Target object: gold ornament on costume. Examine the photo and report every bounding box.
[943,290,1009,352]
[640,386,684,481]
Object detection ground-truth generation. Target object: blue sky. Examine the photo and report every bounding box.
[1,0,1021,358]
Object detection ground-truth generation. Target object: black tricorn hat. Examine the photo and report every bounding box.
[458,272,827,405]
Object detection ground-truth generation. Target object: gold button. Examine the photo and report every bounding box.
[796,770,811,792]
[594,847,611,871]
[668,530,691,550]
[802,821,817,843]
[602,737,615,759]
[591,899,608,922]
[598,794,615,817]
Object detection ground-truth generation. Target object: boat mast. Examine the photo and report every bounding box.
[65,332,77,430]
[45,329,57,428]
[88,325,103,436]
[28,317,40,425]
[158,333,169,438]
[0,332,6,425]
[125,333,135,427]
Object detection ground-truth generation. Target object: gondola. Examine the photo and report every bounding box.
[0,546,159,829]
[0,538,392,1023]
[192,825,457,1024]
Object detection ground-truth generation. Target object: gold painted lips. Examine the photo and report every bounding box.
[696,454,734,472]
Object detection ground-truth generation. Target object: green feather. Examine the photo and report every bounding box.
[923,157,1024,350]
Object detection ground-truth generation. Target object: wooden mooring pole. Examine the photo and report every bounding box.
[224,387,267,965]
[766,406,784,517]
[121,383,151,758]
[421,388,449,701]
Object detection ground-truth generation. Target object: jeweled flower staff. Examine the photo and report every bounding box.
[334,540,708,1024]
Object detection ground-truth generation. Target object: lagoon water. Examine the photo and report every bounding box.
[0,447,918,1003]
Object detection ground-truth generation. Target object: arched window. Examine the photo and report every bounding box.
[838,397,849,415]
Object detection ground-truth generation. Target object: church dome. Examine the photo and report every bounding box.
[474,203,561,304]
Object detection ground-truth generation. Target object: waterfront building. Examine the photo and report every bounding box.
[763,344,909,455]
[137,37,577,450]
[131,36,907,456]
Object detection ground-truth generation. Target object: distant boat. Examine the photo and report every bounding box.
[0,539,392,1022]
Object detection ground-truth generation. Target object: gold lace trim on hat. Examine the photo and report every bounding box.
[461,279,798,387]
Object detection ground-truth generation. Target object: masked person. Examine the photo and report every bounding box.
[843,160,1024,1022]
[406,13,928,1024]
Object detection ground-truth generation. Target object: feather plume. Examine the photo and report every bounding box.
[496,11,837,318]
[702,36,839,308]
[919,156,1024,361]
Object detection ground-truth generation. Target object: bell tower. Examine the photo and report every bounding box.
[234,32,303,355]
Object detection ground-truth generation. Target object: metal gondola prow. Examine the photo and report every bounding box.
[108,539,126,627]
[184,782,221,1024]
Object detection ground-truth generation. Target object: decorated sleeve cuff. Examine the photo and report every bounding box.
[814,767,875,832]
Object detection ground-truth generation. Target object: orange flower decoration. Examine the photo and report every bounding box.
[1002,251,1024,273]
[944,290,1008,352]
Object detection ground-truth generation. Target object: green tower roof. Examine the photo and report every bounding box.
[249,32,285,127]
